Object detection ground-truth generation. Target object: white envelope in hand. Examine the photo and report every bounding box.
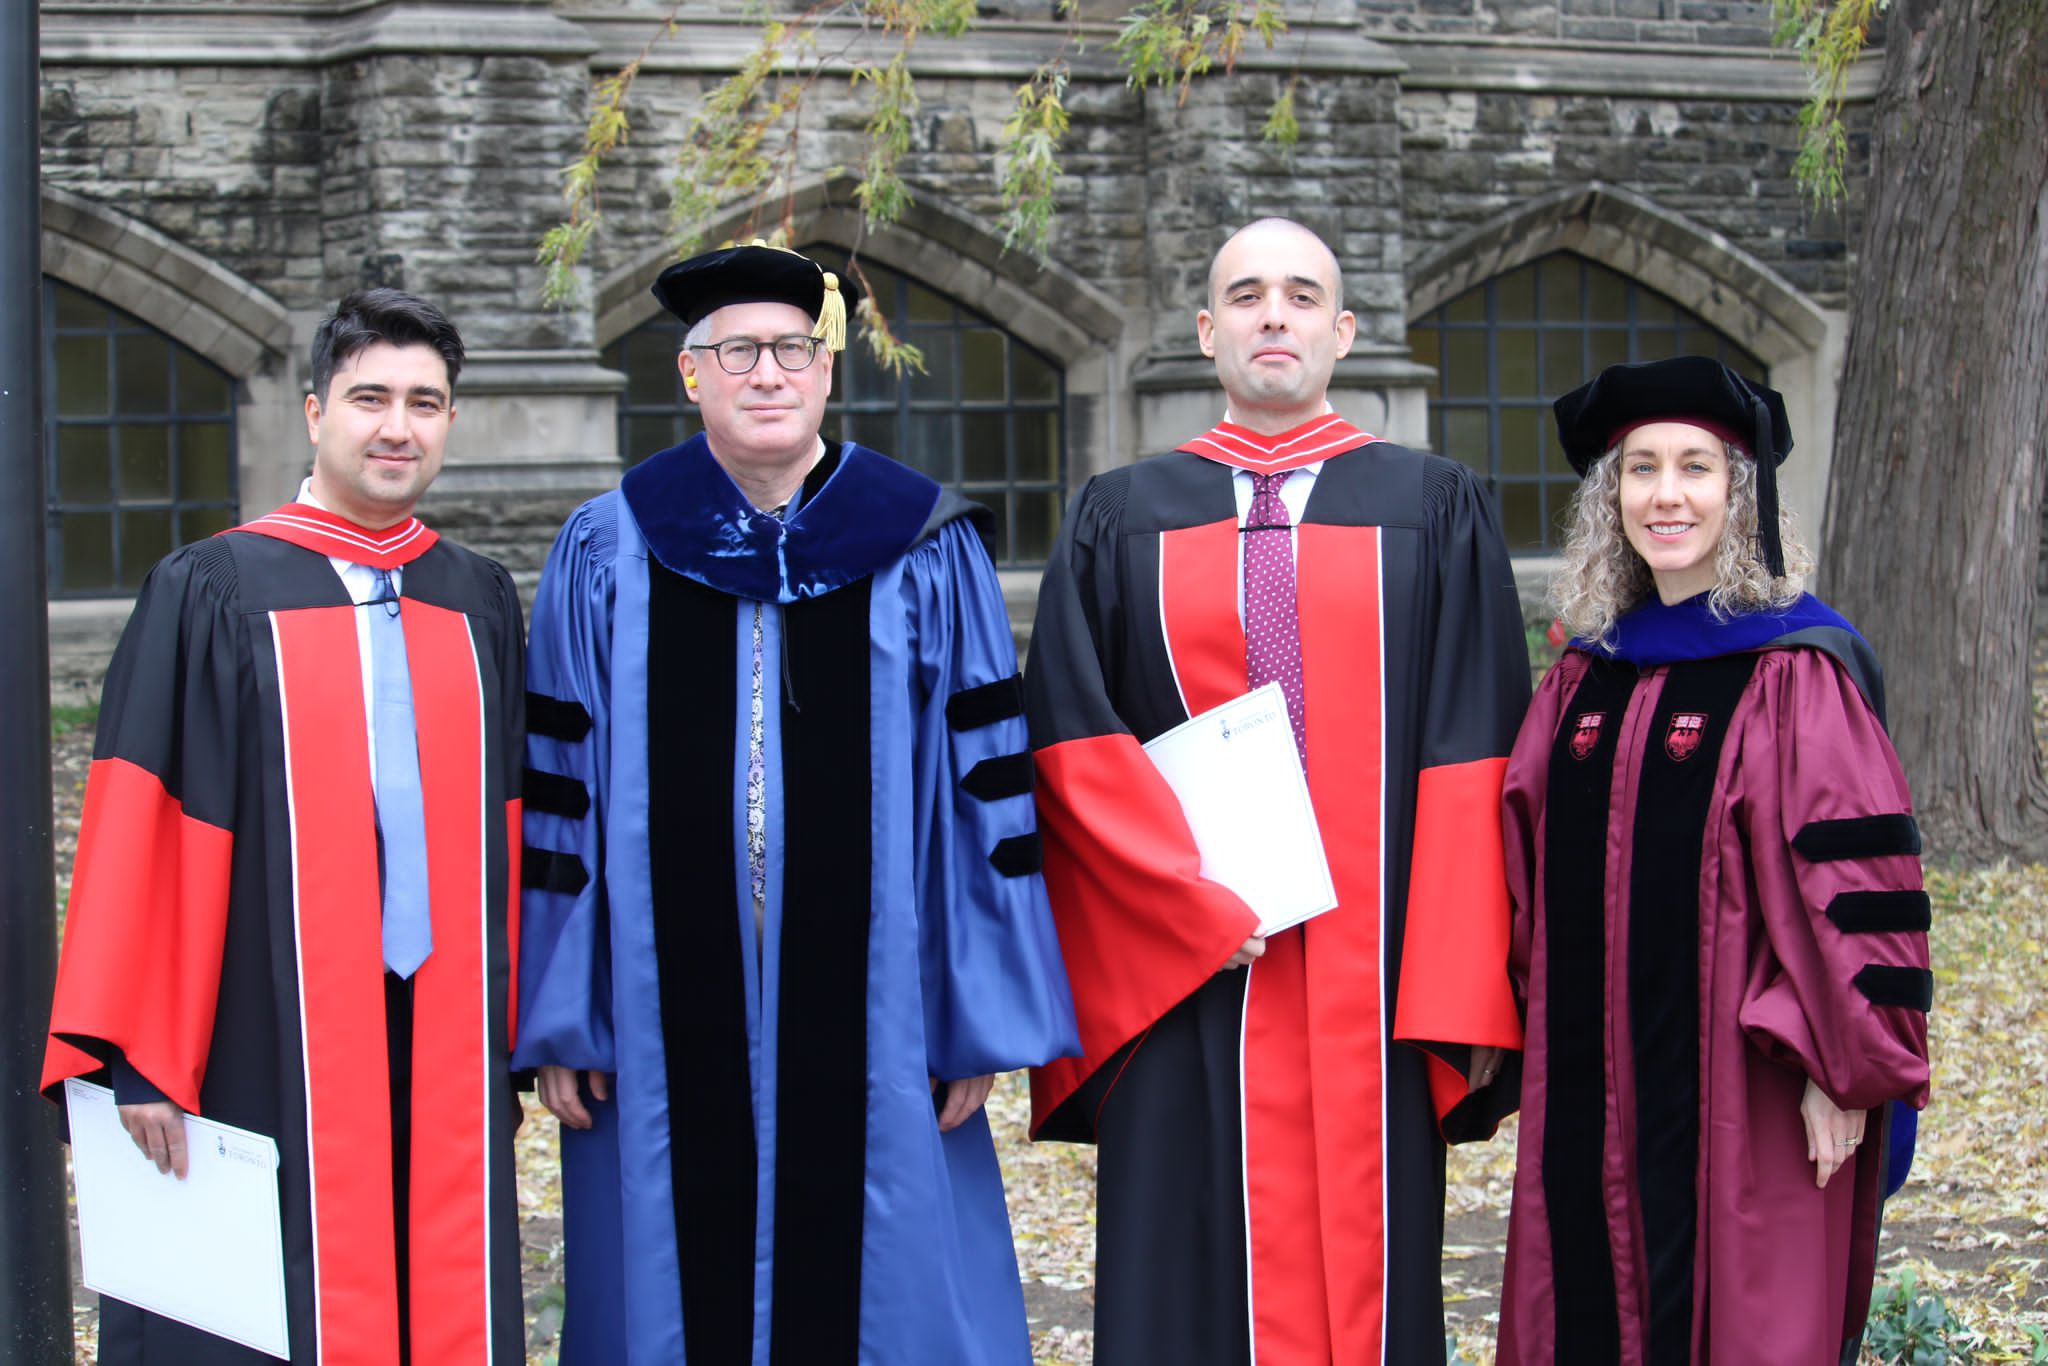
[1142,682,1339,935]
[66,1077,290,1360]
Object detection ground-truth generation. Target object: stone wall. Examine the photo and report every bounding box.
[316,50,594,349]
[42,64,328,308]
[1399,89,1865,301]
[39,0,1896,686]
[1358,0,1777,45]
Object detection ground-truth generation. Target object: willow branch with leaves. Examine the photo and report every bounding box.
[538,1,1297,364]
[1770,0,1884,204]
[1113,0,1289,105]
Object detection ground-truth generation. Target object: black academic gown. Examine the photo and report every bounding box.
[1026,439,1532,1366]
[44,513,526,1366]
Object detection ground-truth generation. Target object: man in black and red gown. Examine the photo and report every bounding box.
[44,289,526,1365]
[1026,218,1531,1366]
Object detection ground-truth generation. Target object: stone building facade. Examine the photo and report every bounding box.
[39,0,1885,689]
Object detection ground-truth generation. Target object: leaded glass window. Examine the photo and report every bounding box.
[1408,252,1765,552]
[45,278,239,597]
[602,247,1066,568]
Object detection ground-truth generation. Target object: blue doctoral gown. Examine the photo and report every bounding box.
[514,436,1078,1366]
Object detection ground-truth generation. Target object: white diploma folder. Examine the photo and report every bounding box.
[65,1077,291,1360]
[1142,682,1339,935]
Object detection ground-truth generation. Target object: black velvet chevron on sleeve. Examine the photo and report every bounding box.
[961,752,1035,802]
[1852,963,1934,1011]
[989,832,1043,877]
[527,691,594,742]
[1825,890,1932,934]
[523,766,592,820]
[1792,813,1922,862]
[946,674,1025,731]
[522,846,589,896]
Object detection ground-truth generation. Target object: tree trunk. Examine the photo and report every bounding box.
[1820,0,2048,863]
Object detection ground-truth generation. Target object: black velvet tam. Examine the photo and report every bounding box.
[650,243,859,329]
[1552,355,1792,477]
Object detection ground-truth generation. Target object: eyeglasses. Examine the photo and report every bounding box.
[688,335,824,375]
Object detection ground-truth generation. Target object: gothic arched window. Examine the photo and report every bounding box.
[1408,252,1764,552]
[603,247,1066,568]
[46,278,239,596]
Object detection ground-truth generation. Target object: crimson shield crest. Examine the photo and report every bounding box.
[1665,712,1708,762]
[1569,711,1604,761]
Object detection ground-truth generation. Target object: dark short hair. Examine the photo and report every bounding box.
[309,289,465,403]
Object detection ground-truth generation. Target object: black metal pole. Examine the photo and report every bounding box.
[0,2,74,1361]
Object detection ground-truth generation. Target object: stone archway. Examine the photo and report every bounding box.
[591,175,1125,360]
[1405,182,1829,364]
[41,186,293,379]
[1405,182,1845,533]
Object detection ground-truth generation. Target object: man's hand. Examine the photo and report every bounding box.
[1224,935,1267,969]
[1799,1078,1867,1189]
[119,1101,189,1179]
[537,1065,611,1131]
[1467,1045,1505,1094]
[933,1075,997,1133]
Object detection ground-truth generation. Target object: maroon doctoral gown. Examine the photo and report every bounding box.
[1026,416,1533,1366]
[1498,595,1932,1366]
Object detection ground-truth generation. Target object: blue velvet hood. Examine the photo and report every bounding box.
[1573,590,1888,726]
[621,434,977,603]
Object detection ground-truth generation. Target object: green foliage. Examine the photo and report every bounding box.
[1864,1267,1987,1364]
[864,0,978,41]
[538,53,654,306]
[1261,75,1300,148]
[853,56,919,228]
[669,21,808,254]
[851,285,927,377]
[997,64,1071,255]
[541,0,1296,359]
[1769,0,1883,205]
[1113,0,1287,105]
[50,701,99,738]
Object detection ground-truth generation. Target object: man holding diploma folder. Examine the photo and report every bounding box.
[1025,218,1532,1366]
[41,291,527,1364]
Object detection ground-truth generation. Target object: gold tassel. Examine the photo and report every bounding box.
[813,271,848,353]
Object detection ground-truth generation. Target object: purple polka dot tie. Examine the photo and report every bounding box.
[1245,471,1307,769]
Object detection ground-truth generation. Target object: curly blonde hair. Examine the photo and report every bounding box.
[1550,444,1815,648]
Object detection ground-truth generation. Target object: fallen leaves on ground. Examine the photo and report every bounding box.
[1873,860,2048,1361]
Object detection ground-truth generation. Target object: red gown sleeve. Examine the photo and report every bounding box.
[1024,475,1261,1138]
[1390,462,1534,1135]
[43,545,240,1115]
[1734,649,1932,1112]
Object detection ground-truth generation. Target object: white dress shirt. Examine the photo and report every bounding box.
[297,478,397,785]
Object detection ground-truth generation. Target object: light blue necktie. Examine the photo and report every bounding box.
[368,567,433,977]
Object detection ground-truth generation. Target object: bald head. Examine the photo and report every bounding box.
[1195,217,1356,434]
[1207,218,1344,312]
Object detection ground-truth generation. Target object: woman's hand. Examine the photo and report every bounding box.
[1799,1078,1866,1188]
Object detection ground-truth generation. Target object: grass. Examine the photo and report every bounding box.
[51,701,99,737]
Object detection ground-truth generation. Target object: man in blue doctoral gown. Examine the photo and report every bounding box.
[514,242,1078,1366]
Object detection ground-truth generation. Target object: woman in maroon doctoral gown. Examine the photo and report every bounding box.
[1497,356,1932,1366]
